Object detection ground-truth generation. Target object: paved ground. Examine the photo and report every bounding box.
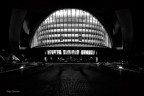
[0,63,144,96]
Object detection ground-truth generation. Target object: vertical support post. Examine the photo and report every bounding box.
[9,8,27,51]
[116,9,133,50]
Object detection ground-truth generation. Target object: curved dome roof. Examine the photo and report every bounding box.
[31,9,112,48]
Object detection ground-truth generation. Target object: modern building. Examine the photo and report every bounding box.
[28,9,114,62]
[1,2,144,96]
[31,9,112,48]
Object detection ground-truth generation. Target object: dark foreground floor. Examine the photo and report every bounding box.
[0,63,144,96]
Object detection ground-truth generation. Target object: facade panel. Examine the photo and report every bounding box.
[31,9,112,48]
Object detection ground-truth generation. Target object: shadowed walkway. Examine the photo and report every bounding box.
[0,63,144,96]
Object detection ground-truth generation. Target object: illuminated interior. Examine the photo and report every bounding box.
[45,50,96,55]
[31,9,112,48]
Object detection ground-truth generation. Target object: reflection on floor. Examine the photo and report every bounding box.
[0,63,144,96]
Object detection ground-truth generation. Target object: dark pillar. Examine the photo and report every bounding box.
[9,8,27,51]
[116,9,133,50]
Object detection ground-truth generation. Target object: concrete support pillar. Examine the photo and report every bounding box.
[9,8,27,51]
[115,9,133,50]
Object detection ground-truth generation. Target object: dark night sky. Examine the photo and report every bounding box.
[0,0,144,51]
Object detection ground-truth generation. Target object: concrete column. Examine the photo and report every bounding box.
[115,9,133,50]
[9,8,27,51]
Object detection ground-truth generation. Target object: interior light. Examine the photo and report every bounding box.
[118,66,124,70]
[20,65,25,69]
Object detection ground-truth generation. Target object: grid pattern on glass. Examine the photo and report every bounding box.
[40,44,107,47]
[31,9,112,48]
[47,50,62,55]
[81,50,95,55]
[63,50,79,55]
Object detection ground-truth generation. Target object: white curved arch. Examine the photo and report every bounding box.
[31,9,112,48]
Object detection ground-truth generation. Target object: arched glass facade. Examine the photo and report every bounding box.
[31,9,112,48]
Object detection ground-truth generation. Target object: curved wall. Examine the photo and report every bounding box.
[31,9,112,48]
